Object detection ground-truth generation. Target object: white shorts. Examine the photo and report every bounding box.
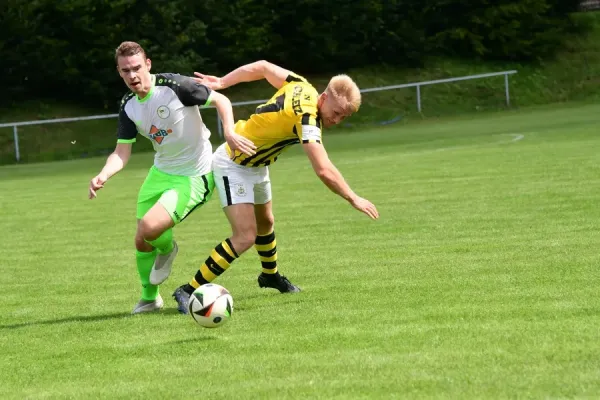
[212,143,272,207]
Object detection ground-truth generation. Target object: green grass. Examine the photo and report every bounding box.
[1,102,599,399]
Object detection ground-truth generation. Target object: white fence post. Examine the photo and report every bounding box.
[13,126,20,162]
[217,114,223,139]
[416,85,422,113]
[504,74,511,106]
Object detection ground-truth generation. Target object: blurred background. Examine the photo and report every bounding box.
[1,0,599,164]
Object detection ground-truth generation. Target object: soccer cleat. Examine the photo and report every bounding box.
[258,273,301,293]
[150,240,178,285]
[132,295,164,314]
[172,286,191,314]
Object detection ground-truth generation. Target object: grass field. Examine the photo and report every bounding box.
[1,103,599,399]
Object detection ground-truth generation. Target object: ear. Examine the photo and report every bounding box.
[318,92,327,107]
[146,58,152,72]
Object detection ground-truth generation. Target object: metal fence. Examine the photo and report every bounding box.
[0,70,517,162]
[581,0,600,10]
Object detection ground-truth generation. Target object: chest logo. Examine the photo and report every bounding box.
[157,105,170,119]
[149,125,172,144]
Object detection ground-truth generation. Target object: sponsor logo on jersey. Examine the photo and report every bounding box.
[292,85,303,115]
[149,125,172,144]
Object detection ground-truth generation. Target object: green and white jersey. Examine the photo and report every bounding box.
[117,73,214,176]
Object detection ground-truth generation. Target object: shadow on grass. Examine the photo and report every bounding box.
[0,308,183,330]
[163,336,219,345]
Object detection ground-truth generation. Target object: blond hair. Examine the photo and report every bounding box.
[115,41,146,64]
[325,74,361,113]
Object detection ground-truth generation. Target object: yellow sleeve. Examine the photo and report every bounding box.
[294,99,322,144]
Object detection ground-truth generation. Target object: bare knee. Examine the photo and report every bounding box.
[256,212,275,236]
[138,218,163,242]
[135,232,153,252]
[231,226,257,254]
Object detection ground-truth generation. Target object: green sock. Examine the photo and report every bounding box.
[136,249,159,301]
[146,228,174,255]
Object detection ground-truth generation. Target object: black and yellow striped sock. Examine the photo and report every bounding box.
[255,230,278,274]
[189,239,239,290]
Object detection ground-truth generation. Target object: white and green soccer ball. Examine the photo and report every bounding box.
[188,283,233,328]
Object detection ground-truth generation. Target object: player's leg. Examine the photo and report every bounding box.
[173,144,257,313]
[132,168,167,314]
[139,202,176,285]
[148,171,214,285]
[180,200,257,291]
[254,181,300,293]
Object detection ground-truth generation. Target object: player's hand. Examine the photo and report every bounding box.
[225,131,257,157]
[89,173,108,199]
[192,72,224,90]
[350,196,379,220]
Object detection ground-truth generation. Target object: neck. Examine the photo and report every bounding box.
[136,75,155,99]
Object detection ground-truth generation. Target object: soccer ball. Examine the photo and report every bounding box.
[188,283,233,328]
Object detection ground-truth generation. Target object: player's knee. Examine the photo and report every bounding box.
[231,228,257,253]
[138,218,163,242]
[256,212,275,234]
[134,233,152,252]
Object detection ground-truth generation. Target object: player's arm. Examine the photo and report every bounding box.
[166,74,256,156]
[89,108,135,199]
[303,143,379,220]
[210,91,256,156]
[193,60,292,91]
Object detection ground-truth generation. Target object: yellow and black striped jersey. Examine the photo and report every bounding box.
[226,73,322,167]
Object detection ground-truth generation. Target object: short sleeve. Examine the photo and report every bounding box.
[156,73,213,107]
[296,107,322,144]
[291,85,321,143]
[117,100,137,143]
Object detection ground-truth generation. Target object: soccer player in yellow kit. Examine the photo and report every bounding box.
[172,60,379,313]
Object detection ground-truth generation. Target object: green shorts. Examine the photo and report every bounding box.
[137,166,215,224]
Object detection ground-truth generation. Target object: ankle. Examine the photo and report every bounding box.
[182,284,196,295]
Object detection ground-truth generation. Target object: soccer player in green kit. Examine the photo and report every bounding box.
[88,41,256,313]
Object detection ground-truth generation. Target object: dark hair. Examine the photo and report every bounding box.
[115,41,146,64]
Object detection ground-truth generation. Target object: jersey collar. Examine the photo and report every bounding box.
[136,75,156,103]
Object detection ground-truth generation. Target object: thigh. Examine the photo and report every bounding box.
[138,202,175,238]
[162,172,215,224]
[136,167,164,219]
[224,203,257,235]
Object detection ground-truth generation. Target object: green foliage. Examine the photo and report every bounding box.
[423,0,583,60]
[0,0,586,109]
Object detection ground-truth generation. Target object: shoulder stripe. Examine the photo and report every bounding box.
[256,94,286,114]
[286,75,305,83]
[154,73,182,89]
[120,92,135,111]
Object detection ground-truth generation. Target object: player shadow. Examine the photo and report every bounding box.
[0,311,133,330]
[163,336,218,345]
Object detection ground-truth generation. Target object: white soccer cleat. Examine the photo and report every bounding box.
[149,241,178,285]
[132,295,164,314]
